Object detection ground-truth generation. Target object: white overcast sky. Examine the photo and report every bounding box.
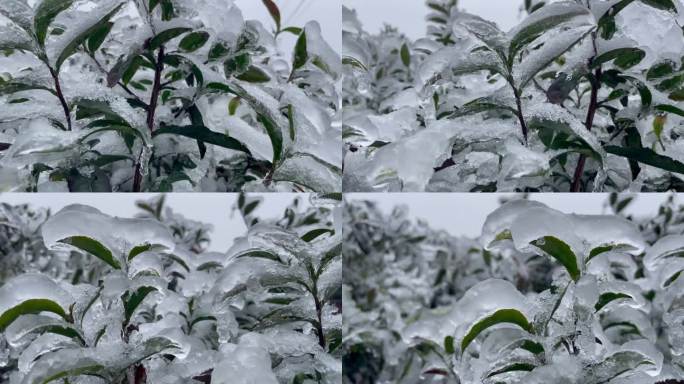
[0,193,306,252]
[235,0,341,52]
[347,193,676,238]
[343,0,523,38]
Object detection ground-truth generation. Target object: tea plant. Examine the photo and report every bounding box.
[342,196,684,383]
[343,0,684,192]
[0,193,342,383]
[0,0,341,192]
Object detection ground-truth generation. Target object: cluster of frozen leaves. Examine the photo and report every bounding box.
[343,0,684,192]
[342,194,684,383]
[0,193,343,384]
[0,0,341,192]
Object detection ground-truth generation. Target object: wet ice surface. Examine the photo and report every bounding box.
[0,196,342,383]
[343,197,684,383]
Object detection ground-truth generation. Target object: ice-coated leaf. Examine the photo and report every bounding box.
[154,125,251,154]
[53,2,124,70]
[507,1,593,60]
[148,27,191,51]
[0,0,34,33]
[123,286,157,323]
[42,204,174,265]
[213,344,278,384]
[461,308,533,352]
[34,0,75,45]
[261,0,281,31]
[605,146,684,175]
[643,235,684,273]
[529,236,580,281]
[293,30,307,70]
[592,47,646,70]
[5,314,83,348]
[179,31,210,52]
[0,274,72,331]
[57,236,120,269]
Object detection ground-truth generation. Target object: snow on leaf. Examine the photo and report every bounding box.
[0,274,72,331]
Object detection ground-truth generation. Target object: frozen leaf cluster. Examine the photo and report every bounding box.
[343,0,684,192]
[343,194,684,383]
[0,193,342,383]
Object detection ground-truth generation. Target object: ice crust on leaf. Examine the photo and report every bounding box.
[403,279,532,349]
[212,344,278,384]
[0,273,73,330]
[42,204,174,266]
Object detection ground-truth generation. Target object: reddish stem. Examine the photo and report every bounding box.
[571,67,602,192]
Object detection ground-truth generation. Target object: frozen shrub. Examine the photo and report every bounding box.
[343,195,684,383]
[0,0,341,192]
[0,193,342,383]
[343,0,684,192]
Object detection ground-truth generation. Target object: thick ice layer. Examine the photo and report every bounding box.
[213,344,278,384]
[0,274,73,325]
[643,235,684,273]
[403,279,532,348]
[42,204,175,265]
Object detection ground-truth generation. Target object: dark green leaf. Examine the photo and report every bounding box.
[56,4,124,70]
[530,236,580,281]
[153,125,251,154]
[123,286,157,323]
[301,228,334,242]
[592,48,645,69]
[148,27,191,51]
[34,0,74,45]
[86,21,113,52]
[281,26,302,35]
[595,292,632,311]
[0,299,68,331]
[487,362,536,378]
[444,335,455,354]
[605,145,684,175]
[400,43,411,67]
[461,309,533,352]
[58,236,121,269]
[641,0,677,12]
[235,66,271,83]
[293,31,308,70]
[179,31,209,52]
[228,97,241,116]
[257,113,282,165]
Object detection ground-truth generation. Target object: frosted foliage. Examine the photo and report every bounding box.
[0,195,340,383]
[343,0,684,192]
[42,204,174,261]
[0,0,341,192]
[343,195,684,383]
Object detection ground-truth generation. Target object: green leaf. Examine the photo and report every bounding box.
[301,228,334,242]
[605,145,684,175]
[261,0,281,31]
[34,0,75,46]
[293,31,308,70]
[148,27,191,51]
[236,249,283,264]
[123,286,157,323]
[461,309,533,352]
[400,43,411,67]
[179,31,209,52]
[281,26,302,35]
[228,96,241,116]
[0,79,55,95]
[0,299,68,331]
[86,21,113,52]
[153,125,251,154]
[592,48,645,70]
[509,2,591,60]
[647,60,676,80]
[55,3,124,70]
[444,335,455,354]
[257,113,283,165]
[128,244,151,260]
[235,66,271,83]
[57,236,121,269]
[40,364,106,384]
[342,56,368,71]
[595,292,632,311]
[287,104,295,140]
[487,362,536,378]
[655,104,684,117]
[530,236,580,281]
